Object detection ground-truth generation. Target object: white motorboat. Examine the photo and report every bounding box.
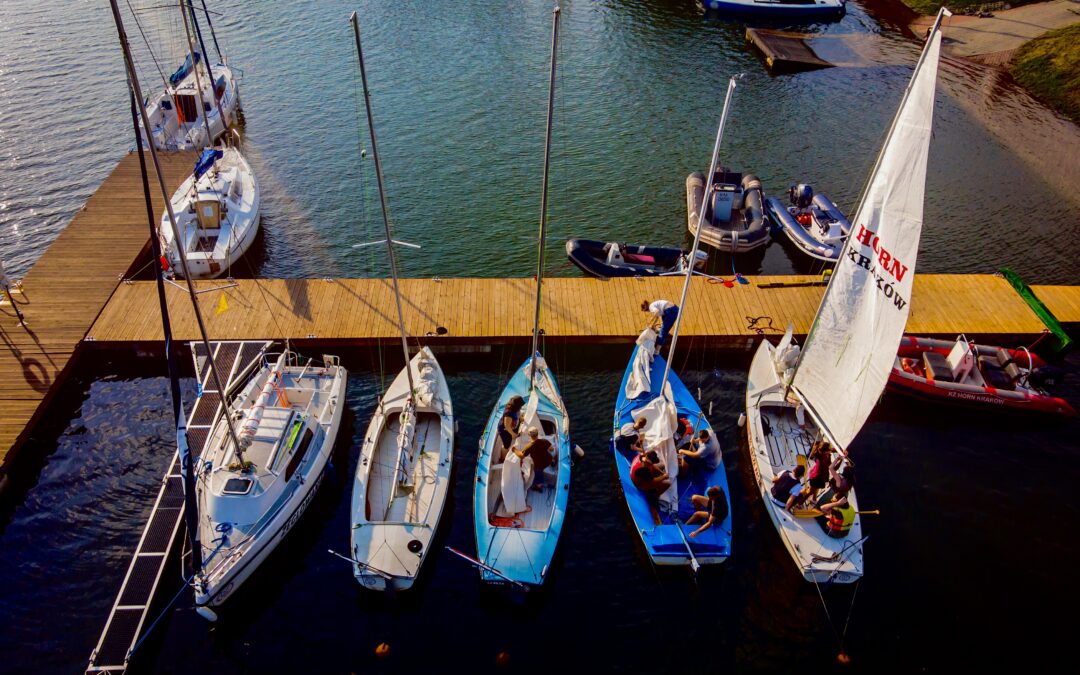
[160,146,260,279]
[351,348,454,590]
[744,9,950,584]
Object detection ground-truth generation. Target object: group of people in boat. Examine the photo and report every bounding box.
[771,439,857,539]
[618,415,728,538]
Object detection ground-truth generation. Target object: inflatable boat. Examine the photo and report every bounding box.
[888,335,1075,417]
[685,169,770,254]
[565,239,707,278]
[767,184,851,262]
[701,0,846,20]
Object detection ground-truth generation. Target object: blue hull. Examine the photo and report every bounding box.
[702,0,845,19]
[612,346,732,566]
[473,354,571,587]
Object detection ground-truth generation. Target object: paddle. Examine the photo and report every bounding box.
[793,508,881,518]
[445,546,530,592]
[675,519,701,576]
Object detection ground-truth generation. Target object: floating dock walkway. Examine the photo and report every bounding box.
[3,153,1080,493]
[745,27,832,72]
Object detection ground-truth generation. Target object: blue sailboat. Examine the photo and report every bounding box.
[613,349,732,566]
[470,6,569,589]
[612,75,743,572]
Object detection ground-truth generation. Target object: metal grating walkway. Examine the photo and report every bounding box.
[86,341,270,674]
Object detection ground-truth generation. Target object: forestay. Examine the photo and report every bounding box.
[791,22,944,449]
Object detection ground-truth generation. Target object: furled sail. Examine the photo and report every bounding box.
[791,12,947,449]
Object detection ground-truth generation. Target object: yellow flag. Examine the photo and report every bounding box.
[215,291,229,315]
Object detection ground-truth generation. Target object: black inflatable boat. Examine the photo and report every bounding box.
[565,239,707,278]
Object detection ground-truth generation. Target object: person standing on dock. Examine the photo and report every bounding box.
[642,299,678,348]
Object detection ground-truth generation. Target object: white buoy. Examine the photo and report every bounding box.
[573,445,585,459]
[737,412,746,428]
[195,605,219,622]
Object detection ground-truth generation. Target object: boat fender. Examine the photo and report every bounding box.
[737,412,746,428]
[572,444,585,460]
[195,606,219,622]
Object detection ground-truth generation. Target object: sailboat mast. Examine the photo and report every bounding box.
[659,75,739,394]
[199,0,223,62]
[125,84,202,572]
[186,0,228,135]
[178,0,214,148]
[109,0,246,464]
[529,4,561,392]
[351,11,415,397]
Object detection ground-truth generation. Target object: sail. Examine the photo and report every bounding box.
[791,20,945,449]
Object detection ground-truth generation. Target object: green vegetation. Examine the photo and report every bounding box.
[901,1,1040,15]
[1009,22,1080,124]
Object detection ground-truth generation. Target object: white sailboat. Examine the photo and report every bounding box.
[745,8,950,584]
[142,1,240,151]
[160,145,260,279]
[472,6,572,589]
[347,12,455,592]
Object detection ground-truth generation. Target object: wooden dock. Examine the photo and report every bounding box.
[0,151,195,486]
[88,274,1080,347]
[746,27,833,72]
[3,150,1080,492]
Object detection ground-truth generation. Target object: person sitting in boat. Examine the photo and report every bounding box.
[514,426,555,489]
[630,450,671,498]
[673,415,695,449]
[615,417,647,454]
[806,440,832,501]
[641,299,679,348]
[771,465,806,513]
[498,395,525,461]
[678,428,722,473]
[825,499,856,539]
[818,455,855,514]
[687,486,728,538]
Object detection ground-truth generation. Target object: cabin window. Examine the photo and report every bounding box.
[223,477,253,495]
[285,429,315,481]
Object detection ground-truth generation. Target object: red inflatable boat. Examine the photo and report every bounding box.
[888,335,1076,417]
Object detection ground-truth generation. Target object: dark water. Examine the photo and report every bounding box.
[1,0,1079,673]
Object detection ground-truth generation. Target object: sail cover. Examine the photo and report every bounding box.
[169,51,201,86]
[791,20,945,450]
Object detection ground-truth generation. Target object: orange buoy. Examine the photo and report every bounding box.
[495,651,511,667]
[837,651,852,665]
[375,642,391,659]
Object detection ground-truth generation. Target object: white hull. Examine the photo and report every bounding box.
[195,353,347,609]
[351,347,454,591]
[161,146,260,279]
[745,340,864,584]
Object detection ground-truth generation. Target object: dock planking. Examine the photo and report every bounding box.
[88,274,1080,347]
[0,151,196,481]
[745,27,833,73]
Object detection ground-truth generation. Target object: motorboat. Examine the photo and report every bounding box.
[565,239,706,278]
[700,0,846,20]
[888,335,1075,417]
[686,169,770,253]
[766,184,851,262]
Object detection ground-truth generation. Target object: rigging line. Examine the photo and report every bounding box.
[177,0,214,149]
[198,0,223,62]
[126,0,170,91]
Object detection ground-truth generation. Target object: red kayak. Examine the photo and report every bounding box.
[888,335,1076,417]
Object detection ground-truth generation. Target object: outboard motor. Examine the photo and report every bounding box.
[1029,365,1066,389]
[789,184,813,209]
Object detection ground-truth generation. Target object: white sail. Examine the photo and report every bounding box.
[791,17,946,449]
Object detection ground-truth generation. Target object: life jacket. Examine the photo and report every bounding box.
[827,502,855,538]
